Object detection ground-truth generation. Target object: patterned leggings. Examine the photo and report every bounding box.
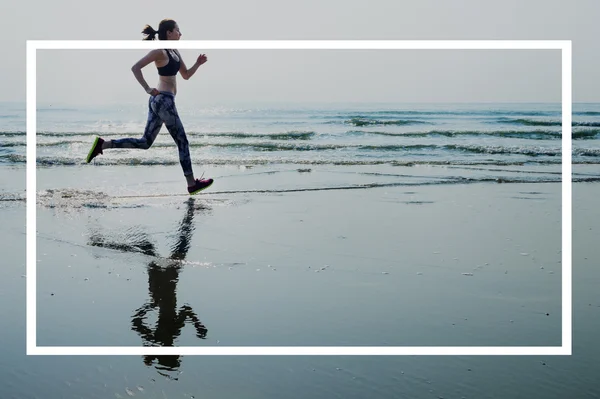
[111,92,193,176]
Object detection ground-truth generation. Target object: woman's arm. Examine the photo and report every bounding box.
[131,50,162,94]
[177,51,207,80]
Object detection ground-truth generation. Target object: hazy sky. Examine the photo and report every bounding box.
[35,49,561,106]
[2,0,599,105]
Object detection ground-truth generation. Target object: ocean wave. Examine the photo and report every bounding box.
[1,140,79,148]
[0,131,25,137]
[502,118,600,127]
[331,110,560,117]
[445,145,599,157]
[2,142,597,158]
[0,153,578,167]
[570,130,600,139]
[194,131,315,140]
[353,129,600,140]
[0,131,316,140]
[4,128,599,143]
[345,118,429,127]
[0,142,23,147]
[21,141,581,155]
[355,144,578,157]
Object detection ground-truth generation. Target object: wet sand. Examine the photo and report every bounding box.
[1,164,598,398]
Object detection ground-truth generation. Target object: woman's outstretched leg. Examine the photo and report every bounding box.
[85,96,163,163]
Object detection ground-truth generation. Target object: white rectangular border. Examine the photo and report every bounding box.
[27,40,572,356]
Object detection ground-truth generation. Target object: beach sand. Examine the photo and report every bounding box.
[1,164,599,397]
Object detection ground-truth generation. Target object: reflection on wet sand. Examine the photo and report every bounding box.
[89,198,209,379]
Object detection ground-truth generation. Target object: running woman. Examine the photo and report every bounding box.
[86,19,213,195]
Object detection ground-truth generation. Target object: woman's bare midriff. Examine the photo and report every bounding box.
[156,75,177,96]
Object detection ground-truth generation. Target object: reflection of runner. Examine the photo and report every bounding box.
[87,197,208,376]
[131,263,208,346]
[131,198,208,374]
[134,277,207,378]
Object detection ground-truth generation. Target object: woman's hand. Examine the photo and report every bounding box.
[197,54,207,66]
[146,87,160,96]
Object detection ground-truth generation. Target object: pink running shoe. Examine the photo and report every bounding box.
[188,178,214,195]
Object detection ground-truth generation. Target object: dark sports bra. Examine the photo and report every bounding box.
[157,50,180,76]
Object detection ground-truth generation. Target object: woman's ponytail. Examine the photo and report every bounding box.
[142,24,158,41]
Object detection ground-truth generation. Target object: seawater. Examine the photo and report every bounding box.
[1,102,599,180]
